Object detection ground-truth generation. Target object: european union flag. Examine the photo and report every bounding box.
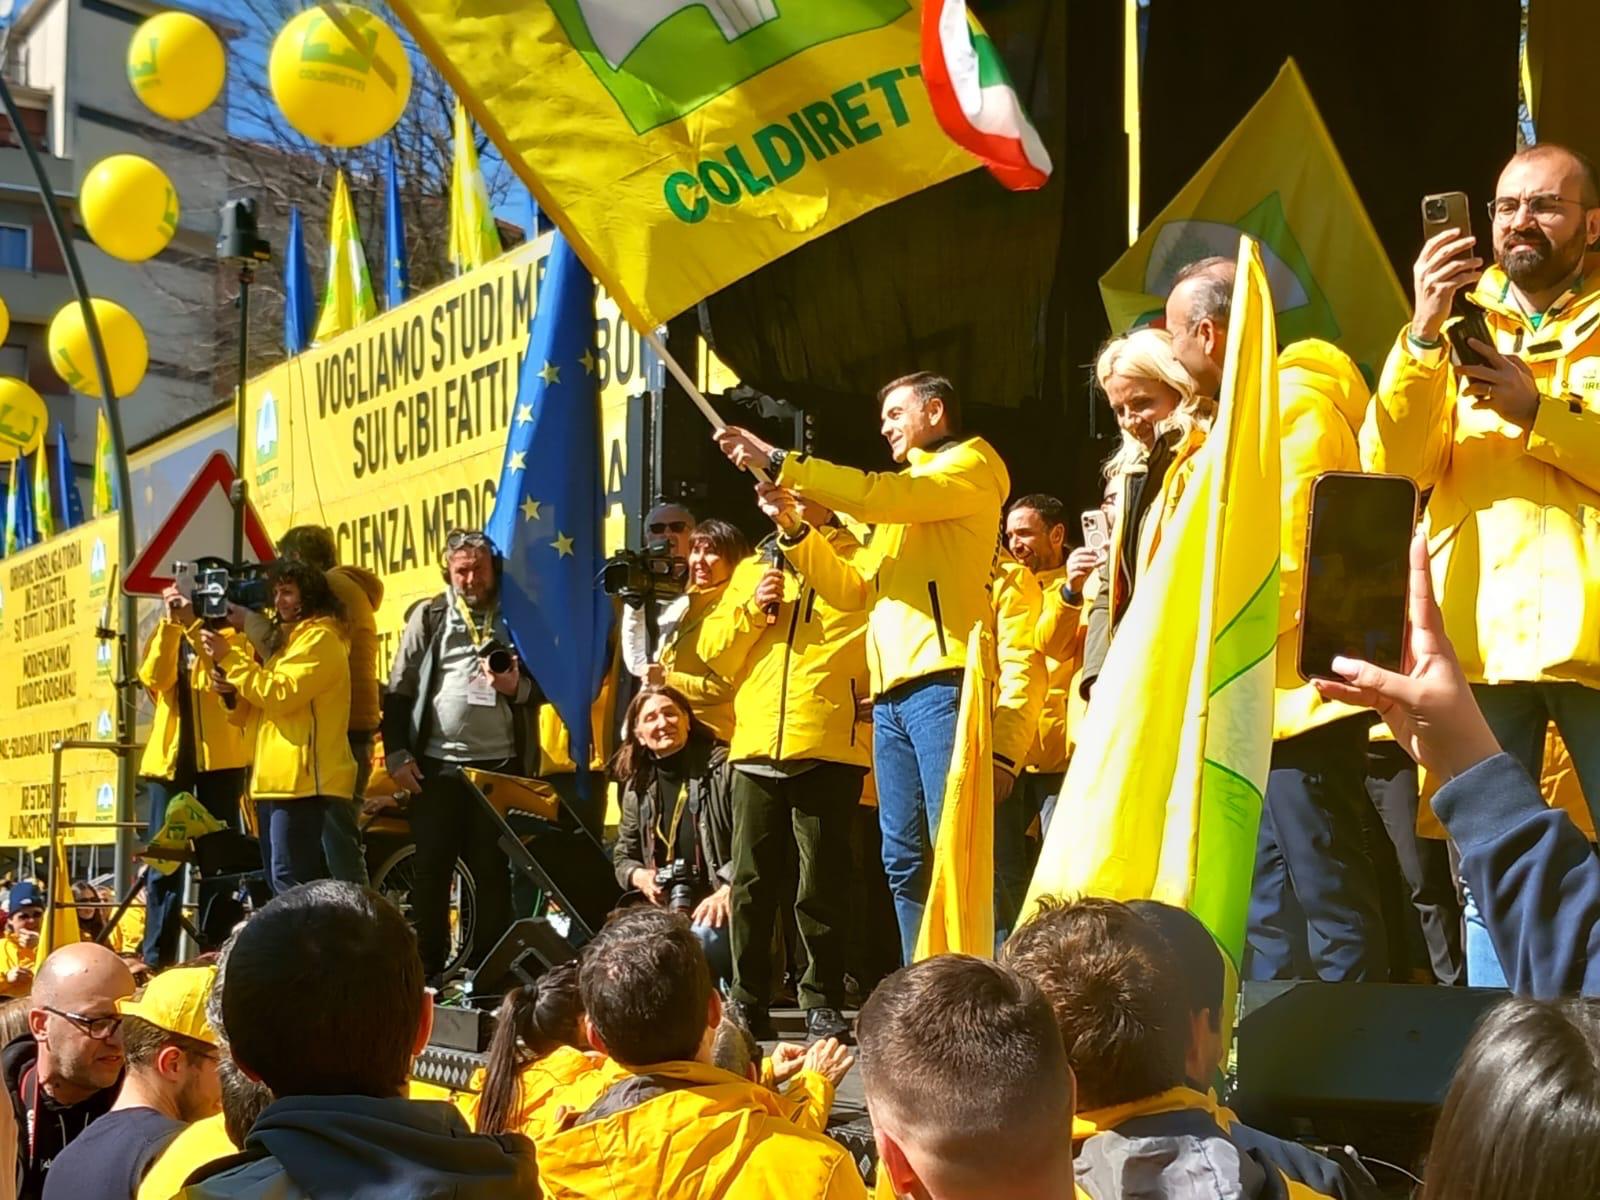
[3,451,38,555]
[53,420,82,530]
[486,234,612,780]
[385,141,411,309]
[283,206,315,356]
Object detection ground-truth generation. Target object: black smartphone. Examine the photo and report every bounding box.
[1297,472,1420,682]
[1446,298,1494,370]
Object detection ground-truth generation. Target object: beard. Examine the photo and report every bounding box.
[1499,225,1587,293]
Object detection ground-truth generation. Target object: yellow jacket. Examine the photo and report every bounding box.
[138,1112,234,1200]
[1274,340,1369,741]
[137,619,251,780]
[699,534,871,769]
[777,436,1010,697]
[217,616,358,802]
[538,1059,867,1199]
[463,1046,622,1142]
[1364,259,1600,687]
[660,583,738,742]
[328,565,384,734]
[0,935,35,998]
[990,552,1046,776]
[1029,564,1082,773]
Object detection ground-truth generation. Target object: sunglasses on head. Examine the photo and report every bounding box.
[648,520,689,534]
[445,530,491,552]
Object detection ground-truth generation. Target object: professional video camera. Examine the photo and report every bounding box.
[175,557,273,622]
[600,538,688,609]
[477,639,515,675]
[653,857,704,915]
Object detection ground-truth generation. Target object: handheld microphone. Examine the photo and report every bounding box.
[762,540,785,626]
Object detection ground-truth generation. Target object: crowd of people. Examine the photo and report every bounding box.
[5,140,1598,1196]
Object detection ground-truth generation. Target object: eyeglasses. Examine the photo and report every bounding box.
[648,520,689,534]
[445,530,491,552]
[43,1007,122,1040]
[1488,194,1587,223]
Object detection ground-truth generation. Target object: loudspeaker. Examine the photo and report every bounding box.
[463,916,577,1003]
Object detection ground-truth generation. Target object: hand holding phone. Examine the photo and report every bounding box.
[1414,192,1482,342]
[1080,510,1110,559]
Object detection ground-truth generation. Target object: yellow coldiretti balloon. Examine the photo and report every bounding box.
[0,295,10,347]
[127,11,226,122]
[81,155,180,263]
[48,299,148,398]
[269,6,412,148]
[0,377,46,463]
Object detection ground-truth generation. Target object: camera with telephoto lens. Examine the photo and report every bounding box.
[477,638,515,676]
[177,558,273,622]
[600,538,689,608]
[654,858,704,915]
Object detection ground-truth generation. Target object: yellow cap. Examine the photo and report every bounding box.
[117,964,218,1046]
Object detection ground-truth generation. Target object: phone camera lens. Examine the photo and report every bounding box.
[1424,199,1445,220]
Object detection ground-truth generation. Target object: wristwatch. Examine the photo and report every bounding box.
[767,447,788,476]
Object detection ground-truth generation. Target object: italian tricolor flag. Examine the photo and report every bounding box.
[921,0,1052,191]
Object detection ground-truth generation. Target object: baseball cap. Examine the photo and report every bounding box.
[118,964,219,1046]
[6,882,43,914]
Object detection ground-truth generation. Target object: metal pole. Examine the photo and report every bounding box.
[0,75,142,897]
[231,266,253,564]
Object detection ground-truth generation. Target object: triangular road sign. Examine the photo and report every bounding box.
[123,451,276,596]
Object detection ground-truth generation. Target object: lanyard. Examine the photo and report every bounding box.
[453,593,492,647]
[656,777,692,862]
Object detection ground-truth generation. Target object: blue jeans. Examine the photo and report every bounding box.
[872,672,962,964]
[693,919,731,990]
[257,799,331,895]
[1467,682,1600,986]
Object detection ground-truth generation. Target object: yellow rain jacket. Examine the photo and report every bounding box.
[138,1112,234,1200]
[991,552,1046,777]
[217,616,358,802]
[463,1046,622,1142]
[776,436,1010,698]
[1029,564,1082,773]
[660,582,738,742]
[699,535,871,769]
[538,1059,867,1199]
[0,935,35,998]
[329,565,385,734]
[1364,258,1600,687]
[1274,340,1370,741]
[137,618,251,780]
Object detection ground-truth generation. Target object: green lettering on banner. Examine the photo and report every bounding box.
[699,160,741,205]
[754,123,806,183]
[664,171,709,224]
[725,147,774,197]
[865,68,911,126]
[833,82,881,143]
[800,100,853,156]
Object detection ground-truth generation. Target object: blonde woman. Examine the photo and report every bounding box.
[1079,327,1212,697]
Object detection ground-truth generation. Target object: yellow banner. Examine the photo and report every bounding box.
[388,0,976,329]
[0,515,122,846]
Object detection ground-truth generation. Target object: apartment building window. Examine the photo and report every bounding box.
[0,225,30,270]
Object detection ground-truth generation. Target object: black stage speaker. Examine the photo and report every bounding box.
[463,916,577,1004]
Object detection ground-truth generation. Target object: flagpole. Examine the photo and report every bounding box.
[640,329,770,485]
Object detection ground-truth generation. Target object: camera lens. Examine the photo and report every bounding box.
[486,649,513,674]
[1424,199,1445,220]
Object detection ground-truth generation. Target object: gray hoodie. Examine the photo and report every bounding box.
[180,1095,538,1199]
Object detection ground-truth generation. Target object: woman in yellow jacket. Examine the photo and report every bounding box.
[201,561,356,895]
[645,519,749,743]
[136,584,251,967]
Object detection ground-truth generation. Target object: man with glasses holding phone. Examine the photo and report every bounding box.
[2,943,135,1199]
[1366,142,1600,986]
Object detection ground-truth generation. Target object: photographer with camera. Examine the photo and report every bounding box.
[135,583,249,967]
[619,501,697,678]
[200,561,355,896]
[610,685,736,986]
[381,529,541,984]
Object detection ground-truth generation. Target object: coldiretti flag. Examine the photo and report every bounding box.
[914,623,994,961]
[387,0,978,329]
[31,441,54,541]
[91,410,116,517]
[1025,237,1280,969]
[449,100,502,275]
[37,838,80,962]
[313,169,377,344]
[1101,59,1404,385]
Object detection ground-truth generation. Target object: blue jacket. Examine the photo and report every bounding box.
[1431,752,1600,997]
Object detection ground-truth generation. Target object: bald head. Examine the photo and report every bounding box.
[1507,143,1600,208]
[1165,256,1236,397]
[32,942,134,1010]
[28,942,134,1103]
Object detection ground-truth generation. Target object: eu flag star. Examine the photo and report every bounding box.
[515,403,534,425]
[508,450,527,471]
[580,349,597,375]
[551,531,575,557]
[538,362,561,385]
[520,497,541,522]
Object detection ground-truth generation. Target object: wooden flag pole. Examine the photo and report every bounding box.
[641,328,770,485]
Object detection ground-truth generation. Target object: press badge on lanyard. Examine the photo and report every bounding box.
[457,595,502,708]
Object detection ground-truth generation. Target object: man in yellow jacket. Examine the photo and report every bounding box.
[1363,144,1600,986]
[1169,257,1387,982]
[699,505,870,1044]
[716,372,1011,964]
[538,907,866,1199]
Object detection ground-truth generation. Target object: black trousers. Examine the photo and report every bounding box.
[729,763,862,1012]
[413,756,514,978]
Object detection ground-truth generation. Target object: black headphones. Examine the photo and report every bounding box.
[439,529,504,583]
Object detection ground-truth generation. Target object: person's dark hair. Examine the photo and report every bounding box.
[711,1015,761,1080]
[70,881,104,939]
[216,881,423,1098]
[878,371,962,435]
[608,684,709,788]
[219,1056,273,1148]
[579,907,711,1068]
[1172,255,1236,327]
[121,1014,213,1069]
[268,558,344,623]
[1127,900,1225,1032]
[1006,493,1068,533]
[277,525,339,572]
[858,956,1072,1181]
[1512,142,1600,208]
[1420,997,1600,1200]
[1002,895,1188,1110]
[475,962,586,1135]
[688,518,750,566]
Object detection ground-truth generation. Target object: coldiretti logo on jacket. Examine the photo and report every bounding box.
[554,0,909,131]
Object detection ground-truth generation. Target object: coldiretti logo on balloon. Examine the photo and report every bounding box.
[295,10,385,87]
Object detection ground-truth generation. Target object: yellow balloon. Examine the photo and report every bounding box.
[81,155,180,263]
[0,295,10,347]
[48,300,148,399]
[127,12,226,122]
[0,377,46,463]
[270,6,412,148]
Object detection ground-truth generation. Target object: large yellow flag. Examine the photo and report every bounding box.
[387,0,977,329]
[1101,59,1404,386]
[313,170,377,344]
[914,624,994,962]
[37,839,80,962]
[91,410,115,516]
[1024,237,1280,970]
[449,99,502,275]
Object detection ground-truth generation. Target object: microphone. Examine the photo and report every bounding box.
[762,539,785,626]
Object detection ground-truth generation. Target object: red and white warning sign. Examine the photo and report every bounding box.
[123,451,276,596]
